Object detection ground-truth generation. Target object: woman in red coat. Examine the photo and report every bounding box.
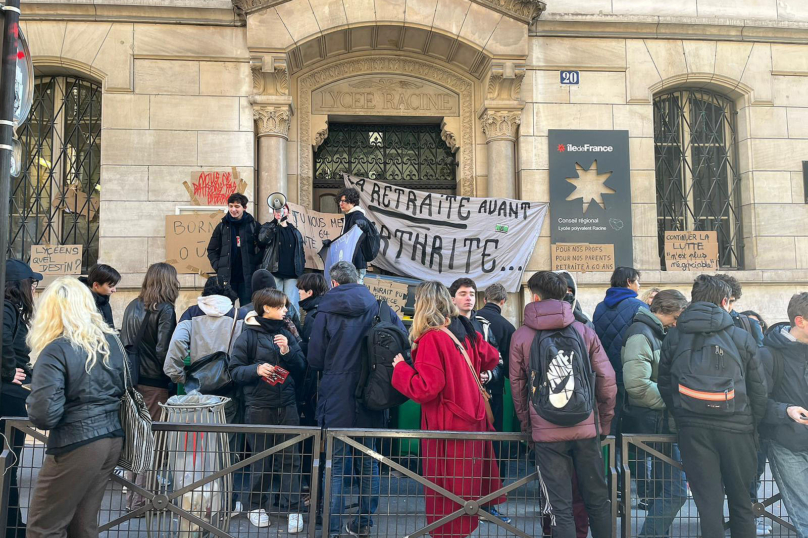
[391,281,505,538]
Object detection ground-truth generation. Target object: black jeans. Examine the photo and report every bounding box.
[245,405,302,512]
[232,280,251,308]
[678,426,757,538]
[535,437,612,538]
[0,391,27,538]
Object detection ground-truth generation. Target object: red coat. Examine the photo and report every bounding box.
[392,321,504,538]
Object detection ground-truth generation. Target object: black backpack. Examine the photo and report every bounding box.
[529,324,596,426]
[671,331,747,416]
[361,220,381,262]
[355,300,411,411]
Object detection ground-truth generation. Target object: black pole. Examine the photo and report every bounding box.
[0,0,21,404]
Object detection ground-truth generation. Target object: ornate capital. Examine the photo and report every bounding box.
[471,0,546,24]
[254,105,291,139]
[480,110,522,142]
[440,118,460,154]
[251,54,289,97]
[486,61,526,102]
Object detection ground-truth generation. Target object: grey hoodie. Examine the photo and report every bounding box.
[163,295,244,384]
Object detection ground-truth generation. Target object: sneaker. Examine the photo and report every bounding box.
[248,509,270,528]
[756,519,772,536]
[232,501,243,517]
[480,506,512,524]
[288,514,304,534]
[345,521,370,537]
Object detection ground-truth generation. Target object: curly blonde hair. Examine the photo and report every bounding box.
[409,281,459,344]
[27,276,117,372]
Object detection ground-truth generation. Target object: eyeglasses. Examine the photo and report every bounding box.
[338,199,347,205]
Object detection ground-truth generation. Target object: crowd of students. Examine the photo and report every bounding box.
[1,188,806,538]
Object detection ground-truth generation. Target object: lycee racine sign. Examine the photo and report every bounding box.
[342,174,548,292]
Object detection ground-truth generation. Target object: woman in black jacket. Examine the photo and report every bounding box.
[25,277,126,538]
[229,288,306,532]
[120,262,179,511]
[2,259,40,537]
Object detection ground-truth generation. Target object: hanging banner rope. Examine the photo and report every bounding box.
[343,174,548,292]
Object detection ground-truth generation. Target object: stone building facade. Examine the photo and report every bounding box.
[16,0,808,323]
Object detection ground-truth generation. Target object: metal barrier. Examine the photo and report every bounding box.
[621,434,797,538]
[0,419,794,538]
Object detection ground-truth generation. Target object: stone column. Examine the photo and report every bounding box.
[252,103,292,222]
[480,109,521,199]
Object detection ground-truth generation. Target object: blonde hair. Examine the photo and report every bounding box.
[409,281,459,344]
[27,276,117,372]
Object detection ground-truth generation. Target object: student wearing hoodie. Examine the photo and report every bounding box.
[307,261,404,538]
[658,275,767,538]
[79,263,120,328]
[593,266,647,435]
[758,293,808,538]
[555,270,594,329]
[229,289,306,532]
[621,290,689,538]
[164,277,244,422]
[510,271,617,538]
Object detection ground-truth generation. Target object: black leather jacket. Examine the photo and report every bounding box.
[257,219,305,277]
[121,299,177,388]
[27,334,125,452]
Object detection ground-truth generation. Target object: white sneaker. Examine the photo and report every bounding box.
[755,519,772,536]
[248,509,270,528]
[232,501,243,517]
[288,513,304,534]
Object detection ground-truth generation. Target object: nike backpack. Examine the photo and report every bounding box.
[529,324,596,426]
[670,332,747,415]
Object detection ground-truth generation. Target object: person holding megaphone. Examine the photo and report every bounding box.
[257,192,306,315]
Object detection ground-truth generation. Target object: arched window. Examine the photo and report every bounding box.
[9,76,101,272]
[654,89,743,268]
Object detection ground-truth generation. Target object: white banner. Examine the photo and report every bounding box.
[343,174,548,292]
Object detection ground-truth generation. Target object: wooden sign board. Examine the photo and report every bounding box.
[165,212,221,274]
[551,243,615,272]
[30,245,83,279]
[286,202,344,270]
[664,231,719,271]
[183,169,247,206]
[364,274,409,316]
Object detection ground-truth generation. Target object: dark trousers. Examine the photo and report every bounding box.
[245,405,302,511]
[678,426,757,538]
[0,392,27,538]
[535,437,612,538]
[27,437,123,538]
[233,280,251,308]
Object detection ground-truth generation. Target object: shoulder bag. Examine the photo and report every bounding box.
[183,313,238,395]
[439,327,495,426]
[114,335,155,474]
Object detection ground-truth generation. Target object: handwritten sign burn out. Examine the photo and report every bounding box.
[343,174,548,292]
[664,231,719,271]
[165,212,221,274]
[551,243,615,272]
[287,202,343,270]
[30,245,83,277]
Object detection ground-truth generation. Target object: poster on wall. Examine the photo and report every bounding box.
[165,212,221,274]
[548,130,633,267]
[343,174,548,292]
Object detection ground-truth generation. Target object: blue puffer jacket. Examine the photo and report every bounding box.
[593,287,648,385]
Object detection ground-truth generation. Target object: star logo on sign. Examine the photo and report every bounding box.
[557,144,565,152]
[565,160,615,213]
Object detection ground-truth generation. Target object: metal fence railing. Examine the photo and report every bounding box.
[0,419,795,538]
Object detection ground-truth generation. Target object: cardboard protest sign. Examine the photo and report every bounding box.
[343,174,548,292]
[322,225,364,288]
[183,169,247,206]
[165,212,222,274]
[30,245,83,278]
[551,243,615,272]
[286,202,344,270]
[664,231,719,271]
[364,274,410,316]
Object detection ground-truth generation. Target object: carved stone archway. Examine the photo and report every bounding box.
[297,56,476,209]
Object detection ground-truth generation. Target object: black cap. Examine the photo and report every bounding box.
[6,259,43,282]
[251,269,277,293]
